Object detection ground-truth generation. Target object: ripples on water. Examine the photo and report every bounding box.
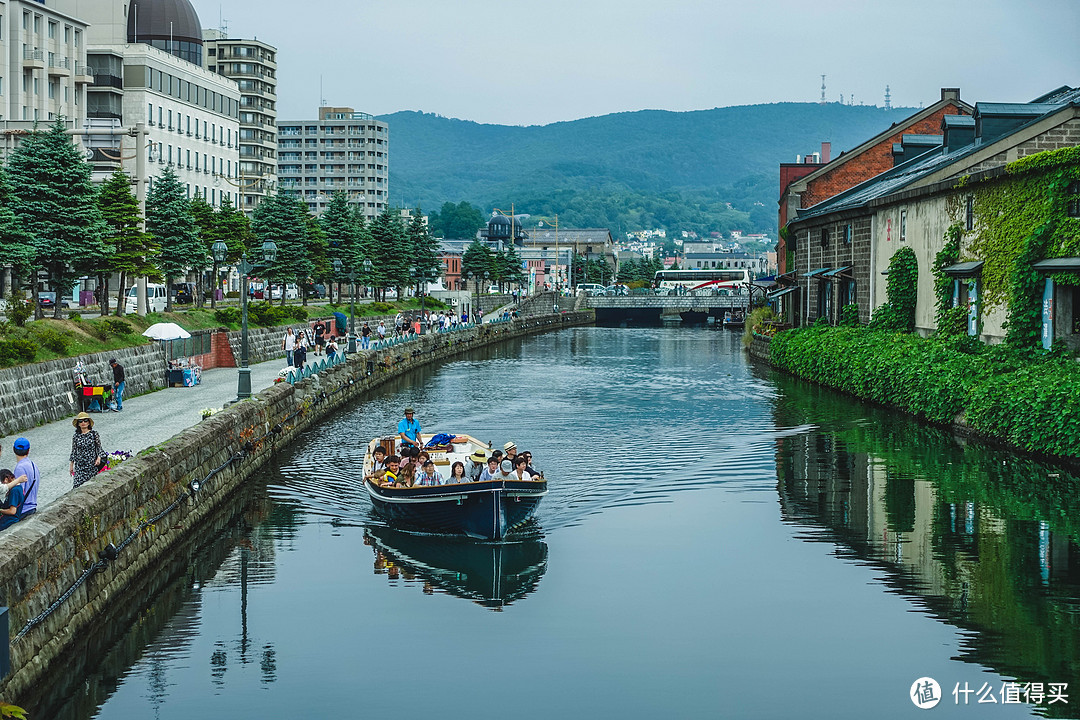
[268,328,799,533]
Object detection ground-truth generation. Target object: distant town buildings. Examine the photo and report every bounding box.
[277,106,389,220]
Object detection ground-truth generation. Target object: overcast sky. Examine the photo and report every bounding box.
[193,0,1079,126]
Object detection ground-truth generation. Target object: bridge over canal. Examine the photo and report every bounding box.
[583,293,750,323]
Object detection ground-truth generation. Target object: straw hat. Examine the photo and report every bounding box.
[470,450,488,462]
[73,412,94,428]
[503,441,516,452]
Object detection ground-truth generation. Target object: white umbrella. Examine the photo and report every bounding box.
[142,322,192,340]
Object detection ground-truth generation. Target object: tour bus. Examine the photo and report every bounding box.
[653,269,751,296]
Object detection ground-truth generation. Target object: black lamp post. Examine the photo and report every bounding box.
[334,258,358,353]
[217,238,277,400]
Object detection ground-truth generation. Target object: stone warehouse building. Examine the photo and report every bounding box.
[784,85,1080,348]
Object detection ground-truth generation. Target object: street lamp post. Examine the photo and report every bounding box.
[335,258,360,353]
[216,239,277,400]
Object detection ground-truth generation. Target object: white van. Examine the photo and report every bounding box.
[577,283,605,296]
[125,284,168,313]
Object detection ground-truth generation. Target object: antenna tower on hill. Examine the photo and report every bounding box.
[885,85,892,110]
[820,75,826,104]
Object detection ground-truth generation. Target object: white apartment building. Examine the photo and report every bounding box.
[277,106,389,220]
[0,1,92,156]
[55,0,241,206]
[204,30,276,213]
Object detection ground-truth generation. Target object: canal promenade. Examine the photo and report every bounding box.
[11,358,289,511]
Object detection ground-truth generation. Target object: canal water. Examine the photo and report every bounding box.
[26,326,1080,719]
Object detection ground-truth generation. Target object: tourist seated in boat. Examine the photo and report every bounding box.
[490,449,504,466]
[503,441,518,464]
[365,446,388,479]
[511,455,533,481]
[496,460,515,480]
[415,450,432,470]
[397,457,418,487]
[448,461,468,484]
[377,455,401,486]
[415,460,443,486]
[464,450,487,481]
[478,456,500,482]
[519,450,538,476]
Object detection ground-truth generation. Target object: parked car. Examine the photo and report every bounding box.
[37,291,56,308]
[577,283,605,296]
[302,282,327,299]
[605,284,629,296]
[172,282,196,304]
[269,283,299,300]
[487,285,501,295]
[125,284,168,313]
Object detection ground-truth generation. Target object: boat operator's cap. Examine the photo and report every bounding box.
[470,450,487,462]
[503,441,516,451]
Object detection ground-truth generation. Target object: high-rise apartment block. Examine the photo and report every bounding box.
[0,1,92,153]
[203,30,277,212]
[54,0,242,207]
[277,106,389,220]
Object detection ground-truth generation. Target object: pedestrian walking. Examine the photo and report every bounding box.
[282,327,296,366]
[109,358,125,411]
[361,322,371,349]
[12,437,39,517]
[69,413,105,490]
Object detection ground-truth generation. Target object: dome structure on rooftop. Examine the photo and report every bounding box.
[127,0,204,66]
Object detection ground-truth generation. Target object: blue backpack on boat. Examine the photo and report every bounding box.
[424,433,454,449]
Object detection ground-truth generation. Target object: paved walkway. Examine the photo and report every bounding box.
[13,356,295,511]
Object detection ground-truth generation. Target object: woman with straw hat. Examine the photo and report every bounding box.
[69,412,105,489]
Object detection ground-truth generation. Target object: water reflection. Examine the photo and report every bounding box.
[363,526,548,610]
[769,373,1080,711]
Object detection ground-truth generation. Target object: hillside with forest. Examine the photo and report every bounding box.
[380,102,918,237]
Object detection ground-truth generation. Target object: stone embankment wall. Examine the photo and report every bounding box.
[747,335,771,364]
[0,345,168,437]
[0,310,593,700]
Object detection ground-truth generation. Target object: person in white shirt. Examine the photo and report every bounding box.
[477,457,499,482]
[282,327,296,366]
[511,455,533,481]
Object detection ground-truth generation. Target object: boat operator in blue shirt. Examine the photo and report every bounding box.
[398,407,422,452]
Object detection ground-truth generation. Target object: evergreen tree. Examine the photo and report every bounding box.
[98,170,156,316]
[369,209,409,300]
[408,209,441,292]
[214,197,251,261]
[251,194,311,305]
[461,239,493,301]
[0,167,35,295]
[188,192,216,308]
[502,243,526,289]
[321,192,357,302]
[302,205,327,306]
[7,120,105,318]
[146,166,202,313]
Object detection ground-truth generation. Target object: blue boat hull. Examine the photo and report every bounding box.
[365,479,547,540]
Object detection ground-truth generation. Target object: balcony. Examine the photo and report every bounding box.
[22,49,45,70]
[48,57,71,77]
[74,62,95,84]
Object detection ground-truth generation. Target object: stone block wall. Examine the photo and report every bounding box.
[0,344,167,437]
[748,334,772,364]
[0,310,595,701]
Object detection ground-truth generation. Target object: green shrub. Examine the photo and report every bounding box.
[423,297,448,310]
[248,301,285,327]
[742,305,777,347]
[0,337,37,364]
[226,291,240,299]
[214,307,242,325]
[288,306,308,321]
[371,302,393,313]
[6,291,32,327]
[839,304,860,327]
[937,305,968,337]
[37,327,69,353]
[68,311,81,321]
[103,318,134,335]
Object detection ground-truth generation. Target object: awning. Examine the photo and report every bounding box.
[1033,257,1080,272]
[801,267,830,278]
[821,266,852,277]
[767,286,798,300]
[942,260,985,277]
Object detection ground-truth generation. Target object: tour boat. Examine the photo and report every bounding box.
[362,433,547,540]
